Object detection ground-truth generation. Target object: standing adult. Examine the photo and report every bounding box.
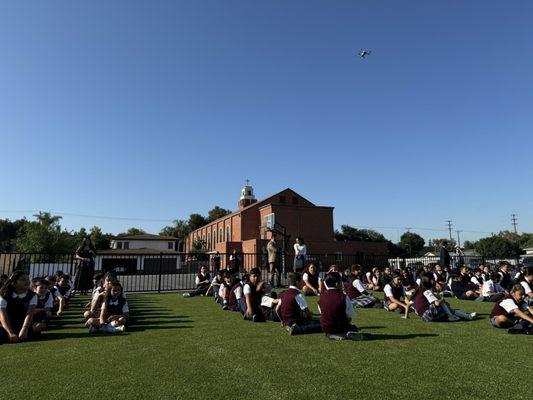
[74,236,96,294]
[229,249,241,275]
[211,251,221,272]
[293,237,307,273]
[455,247,465,269]
[267,234,280,288]
[439,243,451,270]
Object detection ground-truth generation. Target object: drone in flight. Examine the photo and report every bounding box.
[358,49,372,59]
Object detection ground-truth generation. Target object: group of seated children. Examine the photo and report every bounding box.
[83,272,129,334]
[0,269,74,343]
[184,265,366,340]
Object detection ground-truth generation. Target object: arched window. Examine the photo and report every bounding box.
[219,228,223,242]
[226,226,231,242]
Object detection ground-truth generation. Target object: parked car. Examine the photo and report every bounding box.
[521,256,533,268]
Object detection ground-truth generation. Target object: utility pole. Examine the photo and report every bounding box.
[446,220,453,241]
[456,230,462,248]
[511,214,518,234]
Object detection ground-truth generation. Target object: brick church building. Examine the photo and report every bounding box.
[185,183,387,259]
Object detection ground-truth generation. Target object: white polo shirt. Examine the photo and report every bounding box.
[482,280,495,297]
[352,279,367,293]
[0,291,38,308]
[520,280,532,295]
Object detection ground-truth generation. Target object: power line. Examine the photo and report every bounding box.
[0,210,175,223]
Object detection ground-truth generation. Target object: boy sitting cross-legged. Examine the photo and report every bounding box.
[318,272,368,341]
[277,273,322,335]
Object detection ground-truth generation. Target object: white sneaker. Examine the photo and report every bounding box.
[182,293,190,298]
[467,312,476,320]
[114,325,125,333]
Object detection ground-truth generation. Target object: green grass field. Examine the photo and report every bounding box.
[1,292,531,400]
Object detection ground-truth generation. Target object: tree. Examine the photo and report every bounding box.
[118,227,146,236]
[432,238,457,251]
[14,212,77,254]
[0,218,27,251]
[334,225,387,242]
[88,226,113,250]
[475,236,520,258]
[188,214,208,231]
[160,219,190,239]
[399,232,425,256]
[462,240,476,250]
[207,206,232,223]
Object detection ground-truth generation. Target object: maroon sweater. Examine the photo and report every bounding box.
[279,288,302,324]
[318,288,350,334]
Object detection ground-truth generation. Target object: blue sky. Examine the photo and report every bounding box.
[1,1,532,243]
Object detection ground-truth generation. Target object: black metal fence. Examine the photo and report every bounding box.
[0,252,522,292]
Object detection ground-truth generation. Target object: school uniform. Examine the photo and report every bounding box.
[228,281,245,313]
[242,283,265,322]
[470,275,483,288]
[279,286,322,335]
[451,281,471,300]
[383,283,406,310]
[498,271,512,291]
[0,290,38,342]
[520,279,533,305]
[102,297,129,316]
[55,285,72,299]
[346,276,378,308]
[318,285,355,335]
[481,280,505,302]
[303,272,320,292]
[187,272,211,297]
[33,292,54,323]
[412,289,447,322]
[489,296,528,328]
[260,294,280,322]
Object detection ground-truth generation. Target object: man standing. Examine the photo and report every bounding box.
[267,234,280,288]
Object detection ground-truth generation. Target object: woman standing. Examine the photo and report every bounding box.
[74,236,97,294]
[293,237,307,273]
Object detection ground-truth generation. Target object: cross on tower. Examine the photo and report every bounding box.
[245,178,250,186]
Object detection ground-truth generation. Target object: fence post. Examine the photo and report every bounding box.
[158,252,163,293]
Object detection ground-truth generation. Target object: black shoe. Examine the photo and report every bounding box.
[346,331,369,341]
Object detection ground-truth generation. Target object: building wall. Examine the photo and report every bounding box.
[112,240,176,251]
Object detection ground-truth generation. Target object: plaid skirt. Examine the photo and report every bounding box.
[351,294,377,308]
[419,303,447,322]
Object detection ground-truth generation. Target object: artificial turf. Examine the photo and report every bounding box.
[0,292,531,400]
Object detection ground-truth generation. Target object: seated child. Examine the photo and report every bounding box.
[206,270,223,302]
[260,291,281,322]
[400,268,416,295]
[55,275,72,316]
[383,271,410,318]
[302,264,321,296]
[243,268,266,322]
[489,284,533,334]
[371,269,383,291]
[480,272,506,302]
[32,278,53,334]
[470,269,484,293]
[0,271,38,343]
[228,276,246,313]
[450,273,478,300]
[86,282,129,334]
[85,273,104,308]
[346,265,381,308]
[183,265,211,297]
[519,267,533,305]
[318,272,366,341]
[277,272,322,335]
[217,271,232,309]
[412,275,476,322]
[83,273,106,321]
[381,266,393,286]
[498,261,513,292]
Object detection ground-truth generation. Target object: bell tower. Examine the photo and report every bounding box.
[238,179,257,210]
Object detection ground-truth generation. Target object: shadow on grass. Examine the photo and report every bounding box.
[366,333,438,341]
